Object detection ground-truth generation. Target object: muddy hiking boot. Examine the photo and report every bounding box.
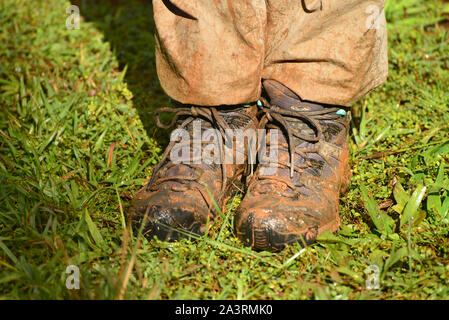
[128,103,258,241]
[235,79,352,251]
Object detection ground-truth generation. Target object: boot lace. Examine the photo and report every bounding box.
[254,97,349,196]
[147,105,252,194]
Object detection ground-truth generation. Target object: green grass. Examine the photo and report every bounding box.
[1,0,449,299]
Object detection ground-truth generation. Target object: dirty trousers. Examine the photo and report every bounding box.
[153,0,388,107]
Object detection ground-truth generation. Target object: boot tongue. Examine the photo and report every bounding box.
[263,79,325,112]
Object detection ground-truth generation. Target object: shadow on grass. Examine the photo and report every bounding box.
[72,0,170,145]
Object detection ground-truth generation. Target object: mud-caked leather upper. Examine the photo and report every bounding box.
[128,104,258,241]
[235,80,352,251]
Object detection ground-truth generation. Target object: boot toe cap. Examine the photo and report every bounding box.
[235,200,337,251]
[129,191,206,242]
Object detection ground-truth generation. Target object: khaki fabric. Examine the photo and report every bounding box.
[153,0,388,107]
